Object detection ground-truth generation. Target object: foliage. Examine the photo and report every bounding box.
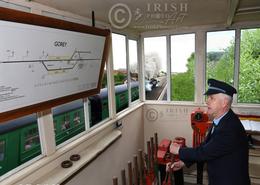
[114,73,127,85]
[101,71,107,88]
[101,70,127,87]
[207,46,234,84]
[171,72,194,101]
[238,29,260,103]
[171,29,260,103]
[207,51,224,62]
[171,53,195,101]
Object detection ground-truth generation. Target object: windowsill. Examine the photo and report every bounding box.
[2,103,144,185]
[144,101,204,107]
[144,100,260,109]
[34,129,122,185]
[232,103,260,109]
[1,125,121,185]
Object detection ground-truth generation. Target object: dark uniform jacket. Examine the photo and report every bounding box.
[179,109,250,185]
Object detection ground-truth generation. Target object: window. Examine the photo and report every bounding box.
[88,64,109,127]
[23,127,40,151]
[0,139,6,176]
[20,123,41,163]
[0,114,40,176]
[129,40,139,102]
[206,30,235,86]
[144,36,167,100]
[171,33,195,101]
[238,28,260,103]
[52,100,85,146]
[112,33,129,112]
[0,141,5,161]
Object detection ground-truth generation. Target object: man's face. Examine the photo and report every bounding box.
[206,94,225,120]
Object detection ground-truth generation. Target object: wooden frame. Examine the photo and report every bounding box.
[0,7,111,123]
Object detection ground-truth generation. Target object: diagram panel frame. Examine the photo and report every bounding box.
[0,7,111,123]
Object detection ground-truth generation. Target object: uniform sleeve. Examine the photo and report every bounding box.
[179,126,237,163]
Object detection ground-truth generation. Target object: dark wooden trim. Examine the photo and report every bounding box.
[238,114,260,119]
[0,7,111,123]
[0,89,100,123]
[97,34,111,90]
[0,7,110,36]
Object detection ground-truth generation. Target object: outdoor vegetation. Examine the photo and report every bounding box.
[171,29,260,103]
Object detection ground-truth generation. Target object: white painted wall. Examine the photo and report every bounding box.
[144,103,260,148]
[65,107,144,185]
[63,103,260,185]
[144,103,201,148]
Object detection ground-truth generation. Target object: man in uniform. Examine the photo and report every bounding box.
[169,79,250,185]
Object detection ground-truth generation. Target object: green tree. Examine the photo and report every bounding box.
[207,43,235,85]
[239,29,260,103]
[101,70,107,88]
[207,29,260,103]
[114,73,126,85]
[171,53,195,101]
[171,29,260,103]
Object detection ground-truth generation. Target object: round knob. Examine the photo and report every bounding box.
[61,160,73,168]
[70,154,81,161]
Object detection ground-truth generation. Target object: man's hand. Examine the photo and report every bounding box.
[166,160,185,171]
[170,142,180,155]
[166,162,172,172]
[171,160,185,171]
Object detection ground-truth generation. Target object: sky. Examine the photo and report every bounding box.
[171,34,195,73]
[144,36,167,72]
[207,30,235,52]
[112,30,235,73]
[112,33,126,70]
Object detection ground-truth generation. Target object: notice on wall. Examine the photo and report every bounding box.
[0,20,106,113]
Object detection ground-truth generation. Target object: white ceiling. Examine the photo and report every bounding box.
[32,0,260,32]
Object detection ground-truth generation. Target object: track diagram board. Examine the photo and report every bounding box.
[0,20,106,114]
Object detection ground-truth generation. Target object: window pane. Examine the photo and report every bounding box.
[206,30,235,87]
[88,64,109,127]
[171,33,195,101]
[112,33,129,112]
[144,36,167,100]
[129,40,139,102]
[23,126,40,151]
[238,28,260,103]
[0,141,5,161]
[52,100,85,146]
[0,114,40,176]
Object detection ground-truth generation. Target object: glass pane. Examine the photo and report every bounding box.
[144,36,167,100]
[88,64,109,127]
[24,127,40,151]
[73,111,81,126]
[238,28,260,103]
[171,33,195,101]
[52,100,85,146]
[0,114,40,175]
[61,115,71,131]
[129,40,139,102]
[0,141,5,161]
[112,33,129,112]
[206,30,235,87]
[112,33,127,85]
